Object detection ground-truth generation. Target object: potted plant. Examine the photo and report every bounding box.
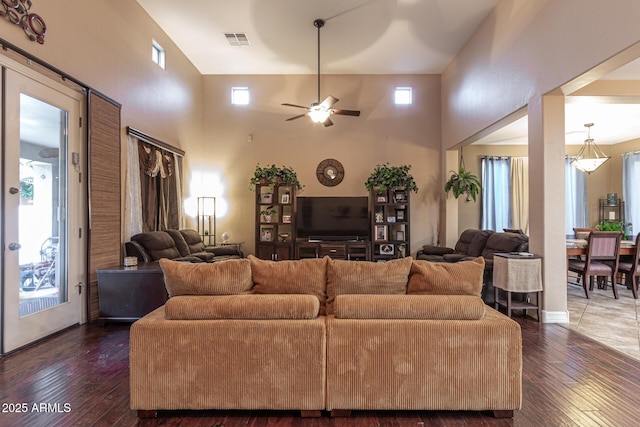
[260,206,276,223]
[444,167,482,202]
[249,164,304,191]
[596,221,632,240]
[364,163,419,193]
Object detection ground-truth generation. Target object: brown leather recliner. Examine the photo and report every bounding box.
[416,229,495,262]
[125,229,243,263]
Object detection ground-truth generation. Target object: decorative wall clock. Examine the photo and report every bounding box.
[316,158,344,187]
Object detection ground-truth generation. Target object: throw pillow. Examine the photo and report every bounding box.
[248,255,328,315]
[326,257,412,315]
[159,258,253,297]
[407,257,484,296]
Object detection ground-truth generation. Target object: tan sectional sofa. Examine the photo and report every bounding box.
[130,255,522,418]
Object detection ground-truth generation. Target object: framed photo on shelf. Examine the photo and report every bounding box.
[393,190,407,203]
[281,192,290,204]
[374,224,388,242]
[396,209,406,221]
[375,211,384,223]
[380,243,395,256]
[260,193,273,204]
[376,193,387,203]
[282,214,292,223]
[396,231,405,241]
[260,228,273,242]
[387,216,396,223]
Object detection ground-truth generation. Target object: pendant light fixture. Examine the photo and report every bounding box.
[571,123,610,174]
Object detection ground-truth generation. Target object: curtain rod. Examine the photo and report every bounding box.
[127,126,185,157]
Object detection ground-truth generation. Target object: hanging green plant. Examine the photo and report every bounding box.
[445,167,482,202]
[444,149,481,202]
[364,163,418,193]
[249,164,304,191]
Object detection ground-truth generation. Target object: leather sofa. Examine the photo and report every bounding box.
[130,256,522,418]
[125,229,243,263]
[417,229,529,304]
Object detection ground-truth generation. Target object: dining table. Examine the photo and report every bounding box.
[566,238,635,257]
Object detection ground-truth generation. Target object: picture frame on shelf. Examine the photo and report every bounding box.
[374,224,388,242]
[393,190,407,203]
[396,209,406,221]
[375,211,384,223]
[281,192,290,204]
[260,193,273,204]
[260,227,273,242]
[387,216,396,223]
[282,214,292,223]
[380,243,395,255]
[376,193,387,203]
[396,230,405,241]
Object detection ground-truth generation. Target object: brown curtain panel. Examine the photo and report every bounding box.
[138,142,179,232]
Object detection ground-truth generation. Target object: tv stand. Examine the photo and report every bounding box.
[296,240,371,261]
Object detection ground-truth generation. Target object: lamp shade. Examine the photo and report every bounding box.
[570,123,610,174]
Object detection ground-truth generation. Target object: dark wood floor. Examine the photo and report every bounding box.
[2,316,640,427]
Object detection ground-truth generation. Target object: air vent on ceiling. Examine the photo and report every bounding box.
[224,33,250,47]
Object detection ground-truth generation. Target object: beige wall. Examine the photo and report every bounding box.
[197,74,441,256]
[0,0,204,238]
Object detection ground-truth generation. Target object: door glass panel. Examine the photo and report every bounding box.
[18,94,68,317]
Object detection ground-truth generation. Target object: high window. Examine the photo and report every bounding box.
[152,40,165,69]
[232,87,250,105]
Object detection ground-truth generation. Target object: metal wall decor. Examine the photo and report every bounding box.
[0,0,46,44]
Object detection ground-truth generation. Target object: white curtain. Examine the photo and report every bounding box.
[481,156,511,231]
[622,151,640,239]
[124,135,143,239]
[510,157,529,234]
[565,156,588,235]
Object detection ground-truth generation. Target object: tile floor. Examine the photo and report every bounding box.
[563,278,640,361]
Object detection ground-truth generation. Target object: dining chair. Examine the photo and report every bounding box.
[569,227,597,285]
[568,231,622,299]
[617,233,640,299]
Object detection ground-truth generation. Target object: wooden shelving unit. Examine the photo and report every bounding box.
[370,188,410,261]
[254,184,296,261]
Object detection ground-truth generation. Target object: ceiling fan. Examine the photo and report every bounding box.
[282,19,361,127]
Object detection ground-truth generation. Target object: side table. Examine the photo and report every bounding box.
[220,241,244,252]
[96,261,167,325]
[493,253,543,321]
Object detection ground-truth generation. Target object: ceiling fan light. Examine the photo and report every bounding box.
[308,108,330,123]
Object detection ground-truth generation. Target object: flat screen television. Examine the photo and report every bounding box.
[296,196,370,241]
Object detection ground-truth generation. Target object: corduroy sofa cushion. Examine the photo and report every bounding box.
[326,257,412,315]
[334,294,485,320]
[408,257,484,296]
[165,294,320,320]
[160,258,252,297]
[249,255,329,315]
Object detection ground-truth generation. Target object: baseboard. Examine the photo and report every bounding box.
[541,310,569,324]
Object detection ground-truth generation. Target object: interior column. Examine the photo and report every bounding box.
[528,94,568,323]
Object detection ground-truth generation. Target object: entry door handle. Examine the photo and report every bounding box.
[8,242,21,251]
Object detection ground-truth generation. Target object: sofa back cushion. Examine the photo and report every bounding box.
[166,229,191,257]
[453,229,494,256]
[407,257,484,296]
[249,255,328,315]
[481,232,529,260]
[334,294,485,320]
[165,294,320,320]
[326,257,412,315]
[178,229,207,254]
[159,258,253,297]
[131,231,182,260]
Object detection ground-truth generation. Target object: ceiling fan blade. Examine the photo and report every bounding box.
[319,95,339,109]
[331,109,361,117]
[282,103,310,110]
[285,114,307,121]
[322,117,334,127]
